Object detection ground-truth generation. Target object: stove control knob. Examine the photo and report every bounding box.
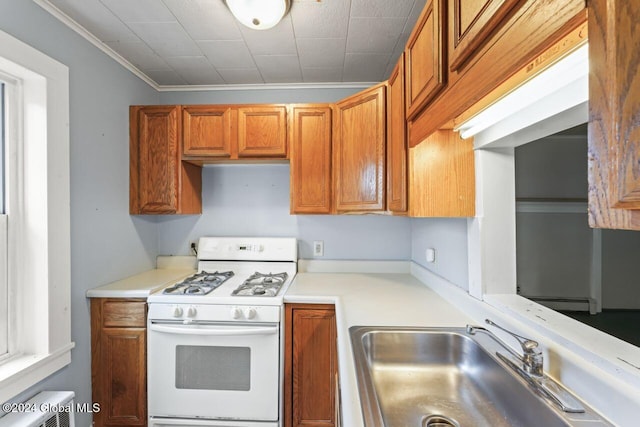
[187,306,197,318]
[173,306,184,317]
[230,307,243,319]
[245,307,257,320]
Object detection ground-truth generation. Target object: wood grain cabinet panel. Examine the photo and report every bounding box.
[289,105,333,214]
[130,105,202,215]
[237,105,287,158]
[409,129,475,217]
[387,55,408,214]
[284,304,337,427]
[408,0,586,146]
[182,105,232,157]
[449,0,522,71]
[405,0,446,120]
[334,84,386,212]
[91,299,147,427]
[588,0,640,230]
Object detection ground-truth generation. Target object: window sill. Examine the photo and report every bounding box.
[0,343,74,404]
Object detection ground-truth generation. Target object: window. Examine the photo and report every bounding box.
[0,29,72,404]
[0,81,6,359]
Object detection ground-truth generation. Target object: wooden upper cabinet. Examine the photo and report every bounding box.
[183,105,232,157]
[130,105,202,215]
[448,0,522,71]
[387,55,408,214]
[405,0,446,120]
[289,105,332,214]
[334,84,386,213]
[409,0,586,146]
[588,0,640,230]
[238,105,287,158]
[409,129,474,217]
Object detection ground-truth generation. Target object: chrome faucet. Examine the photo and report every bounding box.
[467,318,585,413]
[467,319,544,377]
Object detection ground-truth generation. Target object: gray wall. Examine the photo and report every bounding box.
[0,3,468,425]
[156,87,413,261]
[515,133,640,309]
[0,1,159,425]
[158,164,412,260]
[159,86,362,104]
[410,218,469,289]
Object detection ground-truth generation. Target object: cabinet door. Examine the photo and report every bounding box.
[387,56,408,214]
[449,0,521,71]
[588,0,640,230]
[334,84,386,212]
[91,299,147,427]
[237,105,287,157]
[289,105,332,214]
[183,105,232,157]
[130,106,201,215]
[409,129,475,217]
[284,304,337,427]
[405,0,446,120]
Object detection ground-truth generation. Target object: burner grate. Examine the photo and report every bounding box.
[232,272,288,297]
[163,270,234,295]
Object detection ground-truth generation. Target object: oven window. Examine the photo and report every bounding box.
[175,345,250,391]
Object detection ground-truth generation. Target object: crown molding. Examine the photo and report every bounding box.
[156,82,377,92]
[32,0,160,90]
[33,0,379,94]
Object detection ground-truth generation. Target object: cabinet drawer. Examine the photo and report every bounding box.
[102,300,146,328]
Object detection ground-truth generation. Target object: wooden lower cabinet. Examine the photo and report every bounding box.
[91,298,147,427]
[284,304,338,427]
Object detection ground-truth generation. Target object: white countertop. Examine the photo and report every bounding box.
[284,270,474,427]
[86,257,636,425]
[85,256,196,298]
[85,268,195,298]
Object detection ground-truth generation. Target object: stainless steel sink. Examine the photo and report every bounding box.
[350,326,612,427]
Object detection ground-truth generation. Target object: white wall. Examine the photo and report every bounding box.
[0,1,159,425]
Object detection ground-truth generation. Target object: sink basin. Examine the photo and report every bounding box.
[350,326,611,427]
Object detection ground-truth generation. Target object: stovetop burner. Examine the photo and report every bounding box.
[232,272,289,297]
[163,270,234,295]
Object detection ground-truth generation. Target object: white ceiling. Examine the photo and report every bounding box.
[36,0,426,88]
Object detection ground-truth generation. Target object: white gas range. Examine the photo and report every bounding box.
[147,237,297,427]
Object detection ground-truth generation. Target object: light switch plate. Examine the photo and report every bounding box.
[313,240,324,257]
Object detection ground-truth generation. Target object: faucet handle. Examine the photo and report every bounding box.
[485,319,541,355]
[485,319,544,376]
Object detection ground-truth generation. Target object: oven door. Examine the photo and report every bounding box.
[148,321,280,421]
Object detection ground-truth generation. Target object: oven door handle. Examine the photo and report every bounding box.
[149,323,279,336]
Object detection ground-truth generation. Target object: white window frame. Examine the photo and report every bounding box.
[0,80,7,359]
[464,48,640,394]
[0,29,73,404]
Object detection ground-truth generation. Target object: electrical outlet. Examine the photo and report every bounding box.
[190,241,198,255]
[313,240,324,257]
[425,248,436,263]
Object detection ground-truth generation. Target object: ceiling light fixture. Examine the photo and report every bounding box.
[226,0,291,31]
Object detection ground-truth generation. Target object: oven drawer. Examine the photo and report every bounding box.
[149,418,278,427]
